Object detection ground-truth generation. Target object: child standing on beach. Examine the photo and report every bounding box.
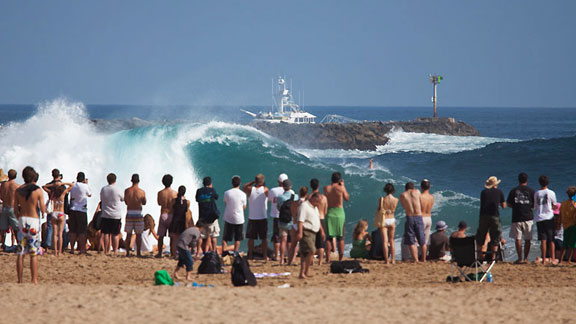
[173,225,201,281]
[350,220,371,259]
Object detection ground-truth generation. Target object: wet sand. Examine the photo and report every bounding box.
[1,252,574,323]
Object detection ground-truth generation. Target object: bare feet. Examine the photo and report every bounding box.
[173,271,181,280]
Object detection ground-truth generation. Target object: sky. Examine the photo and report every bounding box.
[1,1,575,107]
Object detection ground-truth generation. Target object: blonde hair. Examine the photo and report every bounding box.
[143,214,155,231]
[353,219,368,240]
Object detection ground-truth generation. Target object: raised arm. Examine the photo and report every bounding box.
[242,181,254,197]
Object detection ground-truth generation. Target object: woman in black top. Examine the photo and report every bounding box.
[170,186,190,238]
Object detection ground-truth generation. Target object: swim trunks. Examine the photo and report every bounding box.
[563,225,576,249]
[17,217,41,256]
[0,207,18,232]
[125,210,144,234]
[157,213,173,237]
[403,216,425,246]
[326,207,345,238]
[299,229,317,256]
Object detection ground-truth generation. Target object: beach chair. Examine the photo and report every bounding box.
[448,236,496,283]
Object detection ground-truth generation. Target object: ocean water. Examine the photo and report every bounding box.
[1,99,575,258]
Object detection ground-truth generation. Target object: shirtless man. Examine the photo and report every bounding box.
[420,179,435,245]
[310,178,327,264]
[323,172,349,261]
[124,174,146,257]
[157,174,177,258]
[14,166,46,284]
[0,169,19,247]
[399,182,427,262]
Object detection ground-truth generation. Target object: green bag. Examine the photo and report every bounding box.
[155,270,174,286]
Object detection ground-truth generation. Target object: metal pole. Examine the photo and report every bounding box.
[433,82,437,118]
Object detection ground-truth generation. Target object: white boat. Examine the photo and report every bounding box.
[242,76,316,124]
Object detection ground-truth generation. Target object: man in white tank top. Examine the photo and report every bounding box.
[243,174,269,260]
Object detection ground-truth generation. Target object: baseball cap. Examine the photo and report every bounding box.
[278,173,288,183]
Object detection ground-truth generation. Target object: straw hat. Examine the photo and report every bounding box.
[0,169,8,182]
[484,176,501,189]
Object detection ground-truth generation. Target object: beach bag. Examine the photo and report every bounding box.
[154,270,174,286]
[198,251,222,274]
[231,255,257,286]
[373,197,386,228]
[330,260,369,274]
[278,194,295,224]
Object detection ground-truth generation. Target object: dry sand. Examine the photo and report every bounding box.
[1,252,574,323]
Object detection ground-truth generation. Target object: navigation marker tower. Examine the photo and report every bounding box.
[429,74,443,118]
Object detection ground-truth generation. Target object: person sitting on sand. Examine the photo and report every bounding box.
[399,182,426,262]
[157,174,177,258]
[428,220,450,262]
[141,214,159,254]
[350,219,371,259]
[558,186,576,264]
[14,166,46,284]
[297,192,323,279]
[374,183,398,264]
[450,221,468,239]
[324,172,349,262]
[42,181,74,256]
[173,224,201,281]
[124,174,147,257]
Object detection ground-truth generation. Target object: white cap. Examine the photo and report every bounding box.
[278,173,288,183]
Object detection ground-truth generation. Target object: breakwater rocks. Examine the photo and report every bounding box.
[252,117,480,150]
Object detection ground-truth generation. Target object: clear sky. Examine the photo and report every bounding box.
[1,1,575,107]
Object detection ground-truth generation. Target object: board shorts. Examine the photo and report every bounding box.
[326,207,345,239]
[125,210,144,234]
[423,216,432,245]
[270,218,280,243]
[509,220,533,241]
[246,219,267,240]
[300,229,317,256]
[68,210,88,234]
[200,220,220,239]
[222,222,244,242]
[403,216,426,246]
[17,217,41,256]
[563,225,576,249]
[0,207,18,232]
[537,219,555,241]
[101,218,121,235]
[476,215,502,247]
[157,213,173,237]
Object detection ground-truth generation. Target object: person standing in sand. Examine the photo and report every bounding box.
[222,176,246,253]
[506,172,535,264]
[173,225,201,281]
[42,181,74,256]
[374,183,398,264]
[100,173,125,255]
[297,192,323,279]
[0,169,19,248]
[420,179,434,245]
[310,178,327,265]
[68,172,92,255]
[324,172,349,262]
[14,166,46,284]
[268,173,288,261]
[156,174,177,258]
[399,182,426,262]
[558,186,576,264]
[534,175,557,264]
[243,174,269,260]
[476,176,506,260]
[124,174,146,257]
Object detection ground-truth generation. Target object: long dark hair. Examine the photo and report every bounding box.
[177,185,186,201]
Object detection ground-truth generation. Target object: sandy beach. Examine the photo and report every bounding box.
[1,252,574,323]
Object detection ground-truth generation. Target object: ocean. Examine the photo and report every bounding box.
[1,99,575,259]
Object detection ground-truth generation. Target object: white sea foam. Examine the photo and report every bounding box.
[377,129,517,154]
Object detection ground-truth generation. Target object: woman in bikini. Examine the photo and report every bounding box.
[374,183,398,264]
[43,182,74,256]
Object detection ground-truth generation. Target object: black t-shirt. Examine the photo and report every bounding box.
[428,231,449,260]
[506,185,535,223]
[480,187,505,217]
[195,187,219,221]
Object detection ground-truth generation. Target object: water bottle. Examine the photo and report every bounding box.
[486,273,493,283]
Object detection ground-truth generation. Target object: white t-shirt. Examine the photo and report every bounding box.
[534,188,557,222]
[224,188,247,225]
[69,182,92,213]
[298,200,320,233]
[268,186,284,218]
[248,186,268,220]
[141,229,154,252]
[100,184,125,220]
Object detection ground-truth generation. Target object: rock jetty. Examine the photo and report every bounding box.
[252,117,480,150]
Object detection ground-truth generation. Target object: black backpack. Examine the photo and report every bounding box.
[197,251,222,274]
[278,194,295,224]
[231,255,257,286]
[330,260,369,274]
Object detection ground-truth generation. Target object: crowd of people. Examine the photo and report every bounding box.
[1,165,575,284]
